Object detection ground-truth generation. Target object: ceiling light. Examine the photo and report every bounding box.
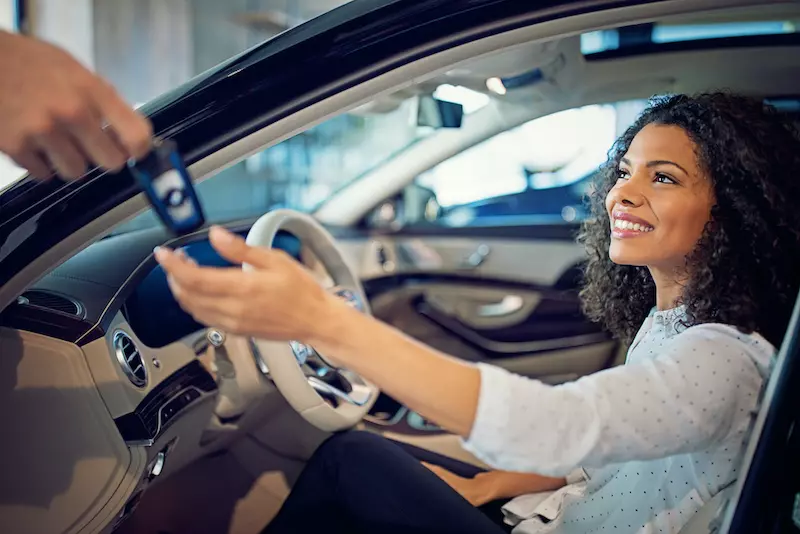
[485,77,506,95]
[432,84,490,114]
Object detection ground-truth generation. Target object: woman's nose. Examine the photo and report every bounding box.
[609,177,645,207]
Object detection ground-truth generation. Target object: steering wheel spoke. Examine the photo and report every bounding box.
[329,285,368,313]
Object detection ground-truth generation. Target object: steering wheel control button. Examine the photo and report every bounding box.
[289,341,313,366]
[207,329,226,347]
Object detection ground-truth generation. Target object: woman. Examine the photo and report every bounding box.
[155,93,800,533]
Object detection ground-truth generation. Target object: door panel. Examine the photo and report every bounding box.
[336,230,588,286]
[334,224,621,440]
[365,279,614,377]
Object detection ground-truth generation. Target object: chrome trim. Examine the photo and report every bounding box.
[331,286,365,312]
[127,438,155,447]
[147,451,166,480]
[19,290,85,317]
[289,340,313,366]
[407,410,442,432]
[418,306,611,354]
[364,406,409,427]
[460,244,490,269]
[248,338,270,376]
[207,329,226,347]
[113,330,147,388]
[478,295,524,317]
[125,385,215,447]
[307,376,372,406]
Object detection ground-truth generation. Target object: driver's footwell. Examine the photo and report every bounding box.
[115,443,302,534]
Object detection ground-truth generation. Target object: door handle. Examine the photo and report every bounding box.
[460,244,490,269]
[478,295,524,317]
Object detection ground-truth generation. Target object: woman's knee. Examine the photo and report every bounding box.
[317,430,390,458]
[314,430,406,472]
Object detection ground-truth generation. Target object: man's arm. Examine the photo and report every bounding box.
[0,30,152,179]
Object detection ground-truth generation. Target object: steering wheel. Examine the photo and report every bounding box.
[243,209,379,432]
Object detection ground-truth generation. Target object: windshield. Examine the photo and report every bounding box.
[112,97,428,234]
[0,155,27,193]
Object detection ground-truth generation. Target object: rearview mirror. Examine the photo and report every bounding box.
[416,95,464,129]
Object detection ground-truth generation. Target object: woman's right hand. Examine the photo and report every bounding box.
[422,463,498,507]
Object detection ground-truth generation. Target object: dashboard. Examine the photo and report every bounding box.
[0,218,308,533]
[0,219,302,347]
[124,229,302,348]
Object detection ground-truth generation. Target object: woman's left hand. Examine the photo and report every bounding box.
[422,463,498,507]
[154,225,345,343]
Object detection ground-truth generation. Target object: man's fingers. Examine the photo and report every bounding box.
[12,150,52,179]
[209,225,275,268]
[67,105,128,172]
[93,81,153,160]
[35,133,88,179]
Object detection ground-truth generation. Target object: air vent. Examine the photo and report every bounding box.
[19,290,82,316]
[113,331,147,388]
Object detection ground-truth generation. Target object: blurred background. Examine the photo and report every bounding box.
[0,0,647,231]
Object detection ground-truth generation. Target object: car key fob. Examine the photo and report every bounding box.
[127,138,205,235]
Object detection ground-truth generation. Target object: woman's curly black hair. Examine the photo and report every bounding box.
[579,93,800,347]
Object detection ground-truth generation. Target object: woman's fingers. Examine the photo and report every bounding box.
[155,246,251,296]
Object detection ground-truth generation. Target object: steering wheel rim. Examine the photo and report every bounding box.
[244,209,378,432]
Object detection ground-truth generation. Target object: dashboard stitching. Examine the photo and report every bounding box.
[48,272,119,289]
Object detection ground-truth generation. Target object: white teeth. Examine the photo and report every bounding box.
[613,218,653,232]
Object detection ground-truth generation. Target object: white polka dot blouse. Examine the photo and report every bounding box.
[462,305,775,534]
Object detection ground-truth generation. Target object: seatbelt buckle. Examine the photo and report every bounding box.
[127,137,206,236]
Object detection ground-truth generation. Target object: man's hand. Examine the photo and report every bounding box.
[422,463,498,507]
[0,30,153,179]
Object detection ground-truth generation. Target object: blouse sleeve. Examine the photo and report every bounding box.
[461,324,768,476]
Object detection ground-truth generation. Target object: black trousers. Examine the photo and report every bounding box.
[263,431,511,534]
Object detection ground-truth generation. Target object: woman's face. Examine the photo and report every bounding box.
[605,124,715,270]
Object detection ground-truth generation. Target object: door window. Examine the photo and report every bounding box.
[412,100,648,227]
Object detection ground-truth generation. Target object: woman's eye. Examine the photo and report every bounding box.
[616,169,630,180]
[654,173,676,184]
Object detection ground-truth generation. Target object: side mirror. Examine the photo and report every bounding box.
[365,184,442,230]
[416,95,464,129]
[403,183,441,223]
[367,199,403,230]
